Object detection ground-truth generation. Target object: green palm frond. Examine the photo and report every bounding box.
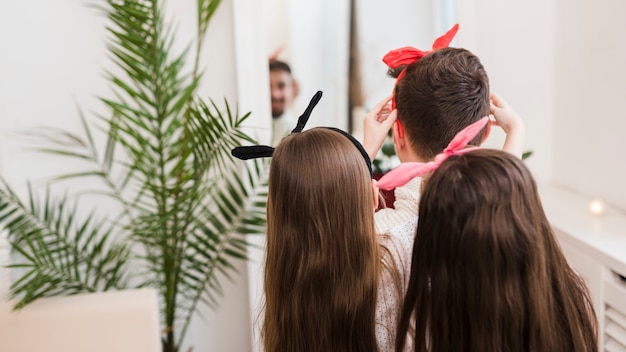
[2,1,266,351]
[186,99,256,173]
[195,0,222,72]
[174,158,268,346]
[19,107,134,220]
[197,0,222,41]
[0,180,130,309]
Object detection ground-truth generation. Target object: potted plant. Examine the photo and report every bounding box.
[0,1,267,351]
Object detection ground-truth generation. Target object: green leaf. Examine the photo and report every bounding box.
[522,150,534,160]
[0,1,270,351]
[0,182,130,310]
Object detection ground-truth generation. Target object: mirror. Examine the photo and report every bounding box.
[262,0,457,138]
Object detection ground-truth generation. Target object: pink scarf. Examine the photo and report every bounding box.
[376,116,489,190]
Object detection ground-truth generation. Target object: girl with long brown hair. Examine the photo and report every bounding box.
[395,149,598,352]
[233,91,410,351]
[264,127,381,351]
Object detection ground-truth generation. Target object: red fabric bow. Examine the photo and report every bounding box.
[382,23,459,109]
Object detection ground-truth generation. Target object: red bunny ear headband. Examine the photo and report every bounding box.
[376,116,489,190]
[382,23,459,109]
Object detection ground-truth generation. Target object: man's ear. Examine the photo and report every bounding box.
[392,120,406,150]
[480,122,492,144]
[292,78,300,99]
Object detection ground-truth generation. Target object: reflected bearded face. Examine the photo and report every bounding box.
[270,70,296,118]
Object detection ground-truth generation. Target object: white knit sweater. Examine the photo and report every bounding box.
[374,176,422,351]
[376,218,418,351]
[375,177,422,235]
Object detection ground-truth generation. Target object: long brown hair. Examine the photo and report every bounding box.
[263,128,380,352]
[396,149,598,352]
[393,47,490,160]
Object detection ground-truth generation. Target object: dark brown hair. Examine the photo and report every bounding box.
[269,59,292,74]
[394,47,490,160]
[263,128,380,352]
[396,149,598,352]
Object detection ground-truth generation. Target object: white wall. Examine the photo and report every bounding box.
[457,0,556,183]
[457,0,626,212]
[0,0,268,351]
[0,1,109,187]
[552,0,626,211]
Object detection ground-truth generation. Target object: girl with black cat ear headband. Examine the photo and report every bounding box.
[232,91,411,351]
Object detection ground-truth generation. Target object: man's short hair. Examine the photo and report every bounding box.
[269,60,292,74]
[395,47,490,160]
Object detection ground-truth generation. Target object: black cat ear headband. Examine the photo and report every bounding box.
[231,91,373,177]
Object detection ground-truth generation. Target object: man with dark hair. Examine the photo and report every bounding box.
[269,60,299,145]
[365,47,524,234]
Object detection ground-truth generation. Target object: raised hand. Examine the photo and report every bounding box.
[490,92,525,158]
[363,95,396,160]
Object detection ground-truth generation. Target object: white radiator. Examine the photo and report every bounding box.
[539,184,626,352]
[605,273,626,351]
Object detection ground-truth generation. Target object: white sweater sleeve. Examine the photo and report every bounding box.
[375,218,418,351]
[375,177,422,234]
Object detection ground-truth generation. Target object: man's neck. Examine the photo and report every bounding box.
[397,148,427,163]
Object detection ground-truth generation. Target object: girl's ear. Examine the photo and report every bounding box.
[372,179,380,210]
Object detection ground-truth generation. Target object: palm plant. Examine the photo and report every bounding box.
[0,1,267,351]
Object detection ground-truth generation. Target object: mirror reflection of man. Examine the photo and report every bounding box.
[269,60,299,146]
